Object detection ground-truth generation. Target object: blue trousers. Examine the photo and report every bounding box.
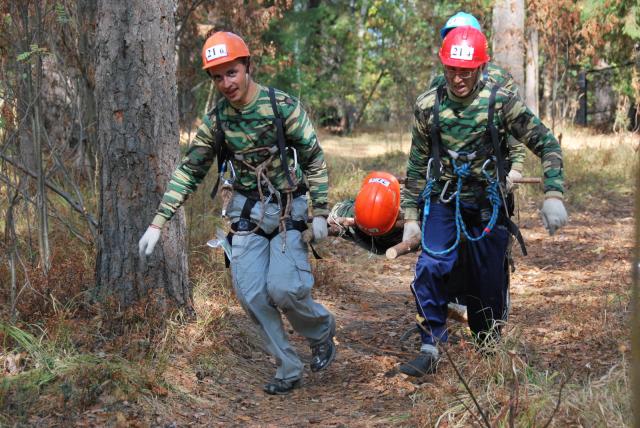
[412,201,510,345]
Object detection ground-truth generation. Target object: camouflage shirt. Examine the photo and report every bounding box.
[430,62,526,172]
[152,84,329,228]
[401,80,564,221]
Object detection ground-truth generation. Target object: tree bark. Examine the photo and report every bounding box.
[525,27,539,115]
[491,0,525,90]
[95,0,190,308]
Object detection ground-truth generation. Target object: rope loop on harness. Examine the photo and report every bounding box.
[420,157,502,256]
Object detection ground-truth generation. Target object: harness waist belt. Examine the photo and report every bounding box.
[234,185,308,201]
[231,218,308,241]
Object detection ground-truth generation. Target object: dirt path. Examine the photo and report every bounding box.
[70,195,631,427]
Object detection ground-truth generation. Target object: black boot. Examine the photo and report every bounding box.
[310,336,336,372]
[263,378,301,395]
[399,352,438,377]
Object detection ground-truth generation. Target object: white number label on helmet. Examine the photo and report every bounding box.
[205,44,228,62]
[450,45,474,61]
[369,177,390,187]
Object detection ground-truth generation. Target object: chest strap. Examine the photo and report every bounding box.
[486,84,506,183]
[430,84,505,182]
[210,106,229,199]
[210,87,294,199]
[268,87,296,189]
[429,84,445,180]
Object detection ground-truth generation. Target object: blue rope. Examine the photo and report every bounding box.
[420,160,501,256]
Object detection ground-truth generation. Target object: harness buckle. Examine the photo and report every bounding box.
[439,180,457,203]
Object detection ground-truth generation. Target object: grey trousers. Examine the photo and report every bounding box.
[227,193,335,381]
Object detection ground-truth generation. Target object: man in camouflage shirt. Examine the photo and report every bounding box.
[432,11,527,188]
[138,31,336,394]
[398,27,568,377]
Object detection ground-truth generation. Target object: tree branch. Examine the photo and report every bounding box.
[440,344,492,428]
[0,154,98,229]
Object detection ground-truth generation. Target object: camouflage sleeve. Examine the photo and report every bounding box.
[401,106,432,220]
[487,63,518,94]
[283,99,329,217]
[502,94,564,198]
[429,74,446,90]
[507,136,526,172]
[151,116,217,228]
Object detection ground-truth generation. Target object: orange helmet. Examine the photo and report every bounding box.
[354,172,401,236]
[201,31,250,71]
[439,26,489,69]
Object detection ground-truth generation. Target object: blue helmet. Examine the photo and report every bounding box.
[440,12,482,39]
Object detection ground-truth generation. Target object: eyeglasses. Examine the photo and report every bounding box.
[444,68,477,79]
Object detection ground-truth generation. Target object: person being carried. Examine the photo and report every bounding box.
[399,26,567,377]
[138,31,336,395]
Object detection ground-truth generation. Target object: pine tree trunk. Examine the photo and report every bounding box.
[491,0,525,90]
[95,0,190,308]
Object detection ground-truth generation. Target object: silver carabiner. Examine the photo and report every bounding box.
[288,147,298,172]
[426,158,443,180]
[227,160,237,180]
[264,189,282,216]
[481,157,494,175]
[439,179,457,203]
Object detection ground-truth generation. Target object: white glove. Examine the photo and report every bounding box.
[138,226,161,259]
[312,216,328,241]
[540,198,568,236]
[402,220,421,242]
[506,169,523,193]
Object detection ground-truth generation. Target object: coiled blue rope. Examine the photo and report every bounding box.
[420,159,502,256]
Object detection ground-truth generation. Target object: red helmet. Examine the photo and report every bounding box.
[354,172,401,236]
[201,32,250,70]
[439,26,490,69]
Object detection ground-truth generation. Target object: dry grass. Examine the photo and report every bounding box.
[409,328,631,427]
[0,127,634,426]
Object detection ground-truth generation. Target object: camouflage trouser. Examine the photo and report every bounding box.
[228,193,335,381]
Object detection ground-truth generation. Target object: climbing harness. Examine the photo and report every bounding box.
[420,83,527,256]
[208,87,310,254]
[420,157,502,256]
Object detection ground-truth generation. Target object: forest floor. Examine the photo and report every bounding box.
[1,129,635,427]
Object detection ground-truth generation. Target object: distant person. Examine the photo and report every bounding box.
[399,26,567,377]
[138,31,336,395]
